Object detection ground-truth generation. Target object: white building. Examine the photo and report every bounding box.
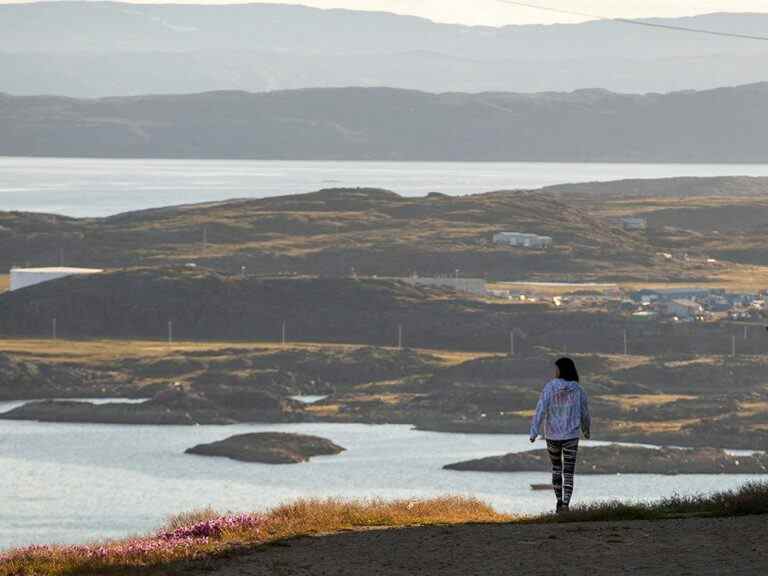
[9,267,104,292]
[493,232,553,249]
[621,217,648,231]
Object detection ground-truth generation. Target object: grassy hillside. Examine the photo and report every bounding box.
[550,177,768,267]
[0,267,618,351]
[0,186,696,282]
[2,265,767,355]
[5,180,768,281]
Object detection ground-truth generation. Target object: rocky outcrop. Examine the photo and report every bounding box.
[0,388,297,425]
[0,352,138,400]
[185,432,345,464]
[444,444,768,475]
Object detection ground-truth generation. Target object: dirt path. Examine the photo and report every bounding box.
[176,515,767,576]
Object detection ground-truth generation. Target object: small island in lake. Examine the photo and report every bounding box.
[444,444,768,475]
[185,432,346,464]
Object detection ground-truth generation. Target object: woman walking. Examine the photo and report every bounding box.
[529,357,591,513]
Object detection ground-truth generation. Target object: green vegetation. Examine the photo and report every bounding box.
[533,482,768,524]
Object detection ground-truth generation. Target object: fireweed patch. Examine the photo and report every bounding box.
[0,513,265,575]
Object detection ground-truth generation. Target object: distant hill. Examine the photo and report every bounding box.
[0,267,633,353]
[1,84,768,161]
[1,3,767,96]
[0,187,648,280]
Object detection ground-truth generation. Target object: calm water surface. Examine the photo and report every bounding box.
[3,157,768,217]
[1,419,763,550]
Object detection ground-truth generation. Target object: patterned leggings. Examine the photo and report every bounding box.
[546,438,579,505]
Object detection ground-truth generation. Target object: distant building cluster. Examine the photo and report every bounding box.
[493,232,553,249]
[627,288,764,323]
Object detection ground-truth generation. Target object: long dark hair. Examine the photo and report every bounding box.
[555,357,579,382]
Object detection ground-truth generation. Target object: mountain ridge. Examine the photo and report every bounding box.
[2,83,767,161]
[2,3,767,95]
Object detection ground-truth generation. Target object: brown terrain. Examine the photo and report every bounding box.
[3,339,768,450]
[4,178,768,284]
[173,515,768,576]
[3,178,768,449]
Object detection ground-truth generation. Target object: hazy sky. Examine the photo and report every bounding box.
[5,1,766,26]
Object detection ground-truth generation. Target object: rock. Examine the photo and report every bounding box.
[0,391,237,425]
[444,444,768,475]
[185,432,345,464]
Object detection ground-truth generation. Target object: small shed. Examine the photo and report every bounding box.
[493,232,552,249]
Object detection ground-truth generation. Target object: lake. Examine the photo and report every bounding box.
[0,416,763,551]
[3,157,768,217]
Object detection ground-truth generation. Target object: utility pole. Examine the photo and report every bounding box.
[398,324,403,349]
[510,331,515,356]
[168,320,173,345]
[52,317,57,340]
[623,329,628,355]
[281,321,287,345]
[732,335,736,358]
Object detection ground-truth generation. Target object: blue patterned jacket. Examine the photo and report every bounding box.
[530,379,591,441]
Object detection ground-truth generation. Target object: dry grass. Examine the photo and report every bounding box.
[5,484,768,576]
[0,338,362,363]
[0,497,509,576]
[532,481,768,524]
[605,418,702,434]
[620,263,768,293]
[488,281,619,296]
[0,338,495,366]
[259,497,508,542]
[490,265,768,295]
[599,394,697,410]
[738,401,768,417]
[304,404,341,415]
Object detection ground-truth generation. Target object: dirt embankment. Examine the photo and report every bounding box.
[171,515,768,576]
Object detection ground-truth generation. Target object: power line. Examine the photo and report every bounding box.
[495,0,768,41]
